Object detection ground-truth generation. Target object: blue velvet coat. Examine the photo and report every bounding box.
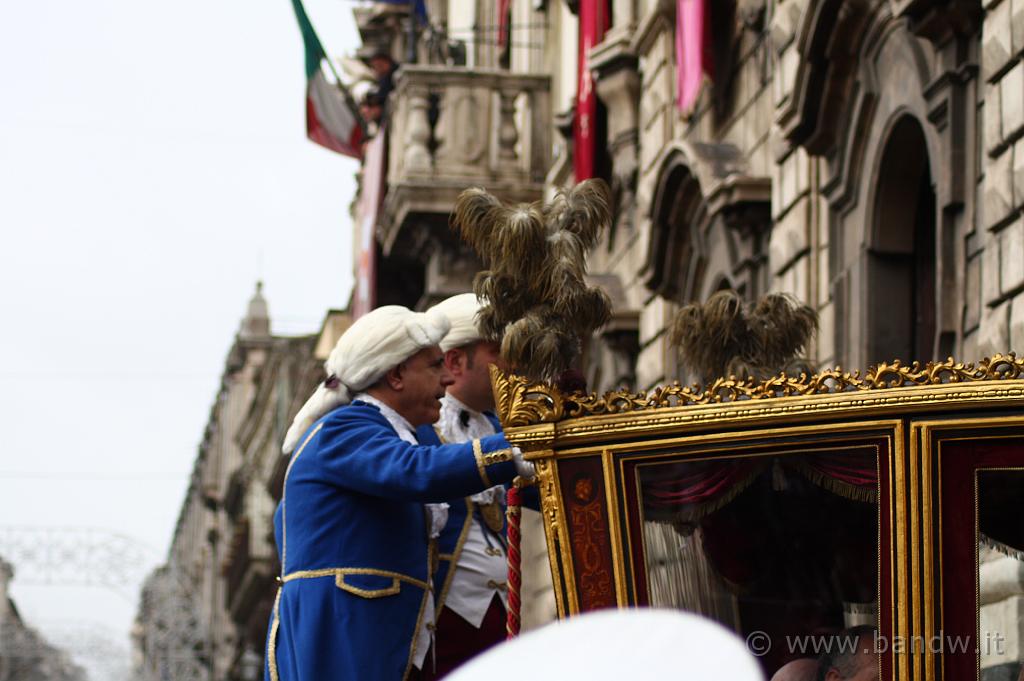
[264,401,519,681]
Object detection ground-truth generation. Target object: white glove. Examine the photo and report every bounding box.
[512,446,536,479]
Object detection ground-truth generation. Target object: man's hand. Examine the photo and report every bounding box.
[511,447,536,479]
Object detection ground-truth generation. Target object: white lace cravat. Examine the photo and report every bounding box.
[438,395,504,505]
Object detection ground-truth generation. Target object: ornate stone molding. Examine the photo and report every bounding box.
[643,142,771,299]
[890,0,981,46]
[491,354,1024,427]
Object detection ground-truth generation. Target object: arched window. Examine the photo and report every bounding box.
[866,115,937,364]
[644,143,770,305]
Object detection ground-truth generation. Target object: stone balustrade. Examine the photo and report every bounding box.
[380,66,551,256]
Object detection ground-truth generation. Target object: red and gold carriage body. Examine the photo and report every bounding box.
[496,356,1024,681]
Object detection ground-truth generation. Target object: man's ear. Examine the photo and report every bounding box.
[443,348,464,375]
[384,363,405,391]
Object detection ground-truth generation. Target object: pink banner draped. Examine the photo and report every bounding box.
[675,0,712,113]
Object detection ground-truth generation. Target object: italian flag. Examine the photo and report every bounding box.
[290,0,364,158]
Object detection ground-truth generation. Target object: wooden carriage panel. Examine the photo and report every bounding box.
[557,456,617,611]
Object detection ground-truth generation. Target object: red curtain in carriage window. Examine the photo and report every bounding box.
[642,451,878,519]
[642,459,764,523]
[787,449,878,502]
[642,450,879,590]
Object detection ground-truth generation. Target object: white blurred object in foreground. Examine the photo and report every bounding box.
[445,608,765,681]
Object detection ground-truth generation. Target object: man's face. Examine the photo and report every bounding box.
[369,56,393,78]
[825,646,879,681]
[395,345,453,426]
[846,650,879,681]
[446,341,505,412]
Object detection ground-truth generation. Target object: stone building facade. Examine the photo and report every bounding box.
[577,0,1019,387]
[0,557,85,681]
[358,0,1021,393]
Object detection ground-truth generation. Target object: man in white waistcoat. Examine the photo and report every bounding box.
[414,293,535,678]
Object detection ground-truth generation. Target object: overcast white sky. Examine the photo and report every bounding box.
[0,0,360,675]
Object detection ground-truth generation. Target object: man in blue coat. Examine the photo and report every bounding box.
[415,294,539,678]
[265,305,532,681]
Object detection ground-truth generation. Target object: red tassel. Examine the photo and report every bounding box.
[506,483,523,639]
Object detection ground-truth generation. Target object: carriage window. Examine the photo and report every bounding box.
[638,448,879,676]
[977,470,1024,681]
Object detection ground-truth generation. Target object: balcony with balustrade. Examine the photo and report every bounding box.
[378,65,551,304]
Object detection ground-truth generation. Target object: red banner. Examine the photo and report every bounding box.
[574,0,609,181]
[351,128,385,319]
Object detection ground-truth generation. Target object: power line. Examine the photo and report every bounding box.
[0,471,189,481]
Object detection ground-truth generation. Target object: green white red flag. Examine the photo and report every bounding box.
[290,0,364,158]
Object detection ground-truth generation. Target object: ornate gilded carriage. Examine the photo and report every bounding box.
[495,355,1024,681]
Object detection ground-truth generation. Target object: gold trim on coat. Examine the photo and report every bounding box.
[402,538,436,681]
[268,421,323,681]
[435,498,475,615]
[280,422,325,572]
[281,566,430,597]
[267,587,282,681]
[473,439,493,487]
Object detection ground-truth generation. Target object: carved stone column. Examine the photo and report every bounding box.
[404,86,433,173]
[590,38,641,241]
[498,89,520,161]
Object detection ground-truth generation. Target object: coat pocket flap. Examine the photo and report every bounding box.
[335,571,402,599]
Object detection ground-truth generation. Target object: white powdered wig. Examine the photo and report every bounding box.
[281,305,451,454]
[430,293,484,352]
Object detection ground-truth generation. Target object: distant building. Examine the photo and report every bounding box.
[0,556,86,681]
[132,285,327,681]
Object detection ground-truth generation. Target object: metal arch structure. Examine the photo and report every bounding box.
[133,562,214,681]
[0,526,156,598]
[0,526,215,681]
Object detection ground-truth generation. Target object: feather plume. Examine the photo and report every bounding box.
[450,180,612,383]
[501,309,577,382]
[473,271,532,329]
[669,290,819,384]
[546,179,612,250]
[553,285,612,332]
[451,187,503,259]
[490,202,546,267]
[748,294,818,370]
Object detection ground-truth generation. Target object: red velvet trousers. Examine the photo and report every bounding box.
[410,594,507,680]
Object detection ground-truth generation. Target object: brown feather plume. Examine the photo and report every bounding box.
[546,179,612,250]
[748,294,817,371]
[491,202,547,267]
[451,180,613,383]
[451,187,502,257]
[669,290,818,384]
